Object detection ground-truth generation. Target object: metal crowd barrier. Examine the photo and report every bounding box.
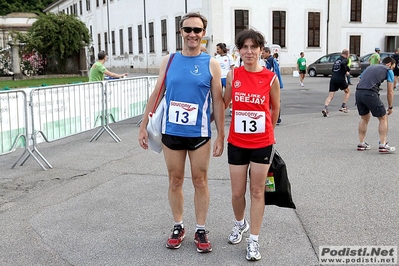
[0,90,47,170]
[25,82,104,169]
[93,76,157,142]
[1,76,157,170]
[0,90,28,158]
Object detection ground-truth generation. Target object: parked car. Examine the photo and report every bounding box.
[359,52,394,71]
[307,52,361,77]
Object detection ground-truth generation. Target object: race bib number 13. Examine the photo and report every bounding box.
[234,110,265,134]
[168,100,199,125]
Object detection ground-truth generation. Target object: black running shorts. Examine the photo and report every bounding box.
[355,90,386,117]
[227,143,274,165]
[329,79,348,92]
[162,134,210,150]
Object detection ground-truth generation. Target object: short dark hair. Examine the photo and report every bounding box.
[179,12,208,29]
[235,29,265,50]
[98,51,107,60]
[382,56,395,65]
[263,47,271,53]
[217,43,227,53]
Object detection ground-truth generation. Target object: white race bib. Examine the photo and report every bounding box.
[168,100,199,125]
[234,110,265,133]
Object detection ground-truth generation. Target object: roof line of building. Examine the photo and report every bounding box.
[44,0,64,12]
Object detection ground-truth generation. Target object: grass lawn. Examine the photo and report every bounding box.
[0,76,89,90]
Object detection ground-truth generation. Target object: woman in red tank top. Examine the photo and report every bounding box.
[223,29,280,261]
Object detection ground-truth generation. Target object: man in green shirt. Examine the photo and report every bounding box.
[297,52,306,87]
[89,51,128,81]
[369,47,381,65]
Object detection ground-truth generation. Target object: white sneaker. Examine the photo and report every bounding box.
[379,142,396,153]
[300,82,304,87]
[246,238,261,261]
[228,219,249,244]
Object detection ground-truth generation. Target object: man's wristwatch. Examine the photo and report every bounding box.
[388,106,393,110]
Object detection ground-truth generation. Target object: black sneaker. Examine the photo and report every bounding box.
[166,225,185,249]
[194,229,212,253]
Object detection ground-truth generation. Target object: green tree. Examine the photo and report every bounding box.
[0,0,12,15]
[20,13,90,72]
[0,0,56,15]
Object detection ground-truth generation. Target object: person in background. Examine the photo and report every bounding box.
[369,47,381,65]
[215,43,235,89]
[138,12,225,253]
[261,47,283,124]
[89,51,128,81]
[297,52,306,87]
[391,47,399,90]
[223,29,280,261]
[346,55,353,85]
[273,52,279,62]
[322,49,351,117]
[355,57,396,153]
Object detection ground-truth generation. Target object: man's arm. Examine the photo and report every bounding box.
[104,70,128,79]
[138,55,170,149]
[223,70,233,109]
[209,57,225,157]
[387,69,395,115]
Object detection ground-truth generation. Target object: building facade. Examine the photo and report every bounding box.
[44,0,399,73]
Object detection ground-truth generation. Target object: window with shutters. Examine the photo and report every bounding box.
[234,10,249,37]
[308,12,320,47]
[350,0,362,22]
[273,11,286,47]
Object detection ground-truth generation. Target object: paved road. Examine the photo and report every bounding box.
[0,75,398,266]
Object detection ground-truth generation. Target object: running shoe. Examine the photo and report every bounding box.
[277,118,281,125]
[300,82,304,87]
[228,219,250,244]
[322,109,329,117]
[339,107,349,113]
[194,229,212,253]
[246,238,261,261]
[357,142,371,151]
[379,142,396,153]
[166,225,185,249]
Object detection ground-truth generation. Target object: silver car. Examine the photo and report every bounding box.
[307,52,361,77]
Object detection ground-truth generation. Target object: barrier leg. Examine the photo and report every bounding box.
[12,148,48,171]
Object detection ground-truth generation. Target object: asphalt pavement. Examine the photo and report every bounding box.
[0,74,398,266]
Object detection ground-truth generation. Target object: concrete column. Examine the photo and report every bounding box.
[8,40,23,80]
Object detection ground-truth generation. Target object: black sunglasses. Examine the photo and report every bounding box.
[181,27,204,34]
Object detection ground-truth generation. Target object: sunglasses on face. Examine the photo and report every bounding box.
[181,27,204,34]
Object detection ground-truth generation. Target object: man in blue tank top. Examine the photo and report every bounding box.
[355,56,396,153]
[138,12,225,253]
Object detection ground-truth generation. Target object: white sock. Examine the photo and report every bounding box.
[174,221,183,228]
[236,218,245,227]
[196,224,205,232]
[249,234,259,242]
